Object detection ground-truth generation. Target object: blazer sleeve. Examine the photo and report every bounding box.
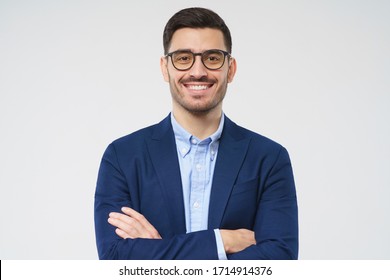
[94,143,219,260]
[228,147,299,260]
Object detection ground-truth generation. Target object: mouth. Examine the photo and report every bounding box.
[183,83,214,92]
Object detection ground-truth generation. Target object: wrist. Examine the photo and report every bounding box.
[219,229,232,253]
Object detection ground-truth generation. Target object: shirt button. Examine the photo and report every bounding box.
[196,164,202,171]
[181,148,187,154]
[193,201,200,208]
[191,139,197,144]
[211,150,215,155]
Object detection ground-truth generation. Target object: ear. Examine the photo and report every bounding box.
[160,56,170,82]
[227,57,237,83]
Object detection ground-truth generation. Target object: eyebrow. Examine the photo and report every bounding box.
[170,49,193,53]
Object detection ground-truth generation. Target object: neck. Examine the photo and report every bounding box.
[172,106,222,140]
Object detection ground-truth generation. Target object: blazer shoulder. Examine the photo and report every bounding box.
[109,115,171,150]
[231,122,294,173]
[111,124,154,147]
[226,117,285,153]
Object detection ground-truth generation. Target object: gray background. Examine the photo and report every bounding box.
[1,0,389,259]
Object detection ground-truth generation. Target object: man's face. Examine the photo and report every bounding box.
[161,28,236,115]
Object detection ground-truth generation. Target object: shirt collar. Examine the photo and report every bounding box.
[171,113,225,158]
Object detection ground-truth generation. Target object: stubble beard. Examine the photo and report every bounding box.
[169,75,228,116]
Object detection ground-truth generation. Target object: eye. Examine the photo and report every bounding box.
[173,52,193,64]
[203,52,223,64]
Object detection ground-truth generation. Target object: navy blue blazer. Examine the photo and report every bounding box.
[94,115,298,259]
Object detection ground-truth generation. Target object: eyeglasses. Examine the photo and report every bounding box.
[166,49,231,71]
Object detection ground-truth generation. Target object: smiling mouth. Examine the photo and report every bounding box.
[184,83,214,91]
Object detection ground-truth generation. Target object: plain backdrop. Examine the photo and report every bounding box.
[0,0,389,259]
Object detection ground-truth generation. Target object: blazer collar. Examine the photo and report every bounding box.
[208,117,251,229]
[146,114,186,234]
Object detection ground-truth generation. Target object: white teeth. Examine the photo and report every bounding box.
[188,85,209,90]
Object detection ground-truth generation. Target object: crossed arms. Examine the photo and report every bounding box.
[108,207,256,255]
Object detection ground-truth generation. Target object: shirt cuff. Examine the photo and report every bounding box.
[214,229,227,260]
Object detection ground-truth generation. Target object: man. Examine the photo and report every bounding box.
[94,7,298,260]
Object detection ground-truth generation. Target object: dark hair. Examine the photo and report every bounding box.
[163,7,232,55]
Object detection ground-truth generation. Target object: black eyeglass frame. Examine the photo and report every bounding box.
[165,49,231,71]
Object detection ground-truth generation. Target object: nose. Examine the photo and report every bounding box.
[189,56,207,79]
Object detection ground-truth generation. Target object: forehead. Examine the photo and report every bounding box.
[169,28,226,52]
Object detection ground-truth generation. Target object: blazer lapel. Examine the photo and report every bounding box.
[146,115,186,234]
[208,117,251,229]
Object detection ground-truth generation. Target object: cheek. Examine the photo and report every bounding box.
[167,68,185,84]
[216,72,230,86]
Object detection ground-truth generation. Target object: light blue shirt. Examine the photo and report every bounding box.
[171,113,227,260]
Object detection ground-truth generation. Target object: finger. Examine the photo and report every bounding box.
[121,207,144,219]
[109,212,147,234]
[109,212,140,228]
[121,207,161,238]
[111,211,154,238]
[108,216,142,237]
[108,213,159,239]
[115,228,132,239]
[108,209,161,239]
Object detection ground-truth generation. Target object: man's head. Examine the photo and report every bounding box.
[161,8,236,116]
[163,7,232,55]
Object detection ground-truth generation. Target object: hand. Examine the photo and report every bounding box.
[108,207,162,239]
[220,229,256,254]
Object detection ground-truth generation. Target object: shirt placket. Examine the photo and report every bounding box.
[189,138,209,232]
